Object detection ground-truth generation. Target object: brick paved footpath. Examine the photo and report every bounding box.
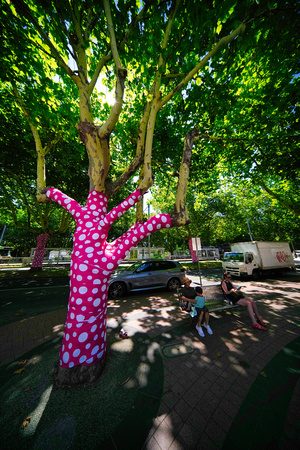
[0,276,299,448]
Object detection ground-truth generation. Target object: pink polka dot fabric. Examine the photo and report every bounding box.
[46,188,172,368]
[31,233,50,268]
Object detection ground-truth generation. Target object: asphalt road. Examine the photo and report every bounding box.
[1,268,298,328]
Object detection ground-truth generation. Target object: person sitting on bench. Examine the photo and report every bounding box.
[181,276,197,311]
[221,272,267,331]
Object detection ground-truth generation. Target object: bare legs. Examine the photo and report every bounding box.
[196,311,213,336]
[237,297,264,326]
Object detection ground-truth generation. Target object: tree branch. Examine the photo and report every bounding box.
[159,22,246,109]
[259,180,300,216]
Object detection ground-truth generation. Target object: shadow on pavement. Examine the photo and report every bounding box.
[0,330,164,449]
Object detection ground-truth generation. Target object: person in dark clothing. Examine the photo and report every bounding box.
[181,276,196,311]
[221,272,267,331]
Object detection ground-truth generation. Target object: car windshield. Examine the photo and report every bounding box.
[223,252,244,262]
[122,261,145,271]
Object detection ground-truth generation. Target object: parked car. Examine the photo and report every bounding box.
[108,259,186,298]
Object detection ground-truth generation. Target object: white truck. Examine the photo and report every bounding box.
[222,241,295,279]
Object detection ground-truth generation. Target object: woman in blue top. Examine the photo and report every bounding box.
[190,286,213,337]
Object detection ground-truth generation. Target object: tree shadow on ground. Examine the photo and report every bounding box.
[0,330,164,449]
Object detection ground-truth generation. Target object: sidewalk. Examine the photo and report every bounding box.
[0,274,299,449]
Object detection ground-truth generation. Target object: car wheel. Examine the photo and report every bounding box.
[252,269,261,281]
[109,282,127,298]
[167,277,181,291]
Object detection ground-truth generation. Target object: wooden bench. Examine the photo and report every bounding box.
[177,284,240,314]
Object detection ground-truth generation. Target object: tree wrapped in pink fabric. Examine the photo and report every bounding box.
[46,187,172,384]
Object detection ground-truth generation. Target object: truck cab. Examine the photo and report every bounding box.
[222,251,259,278]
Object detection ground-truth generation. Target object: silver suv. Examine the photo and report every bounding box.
[108,259,186,298]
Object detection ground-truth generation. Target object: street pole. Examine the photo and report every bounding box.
[194,238,202,286]
[0,225,6,244]
[246,218,253,241]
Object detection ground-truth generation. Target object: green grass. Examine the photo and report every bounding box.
[0,260,222,281]
[0,267,70,280]
[180,260,222,270]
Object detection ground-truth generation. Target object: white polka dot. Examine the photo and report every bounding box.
[97,351,104,359]
[73,332,77,337]
[79,264,88,272]
[65,333,70,341]
[79,234,86,241]
[147,224,153,231]
[85,247,94,253]
[63,352,69,363]
[92,288,98,294]
[92,345,99,356]
[93,279,101,285]
[90,204,96,210]
[94,334,98,340]
[86,222,93,228]
[79,355,87,363]
[93,298,100,307]
[76,314,85,322]
[77,275,83,282]
[92,233,99,239]
[79,286,88,294]
[162,216,167,223]
[88,316,96,323]
[157,224,161,229]
[78,332,88,342]
[107,263,114,270]
[92,269,99,274]
[73,349,80,357]
[70,313,75,319]
[86,357,94,364]
[69,362,74,368]
[85,343,91,349]
[91,325,97,332]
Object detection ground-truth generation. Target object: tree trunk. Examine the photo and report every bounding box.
[47,187,172,387]
[30,232,50,270]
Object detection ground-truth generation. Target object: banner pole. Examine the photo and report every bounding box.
[194,238,202,286]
